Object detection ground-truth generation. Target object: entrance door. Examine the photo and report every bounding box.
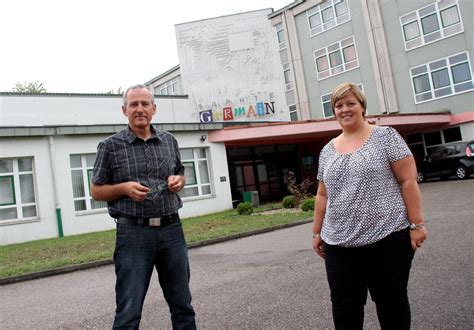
[234,161,256,202]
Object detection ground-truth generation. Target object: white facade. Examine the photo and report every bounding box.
[0,93,206,126]
[0,94,233,245]
[175,9,289,123]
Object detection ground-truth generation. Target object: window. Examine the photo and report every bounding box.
[410,52,473,104]
[70,154,107,212]
[179,148,212,198]
[408,127,463,157]
[406,133,425,162]
[320,84,363,118]
[440,5,460,27]
[400,0,463,51]
[288,104,298,121]
[424,131,442,147]
[275,23,286,50]
[314,36,358,80]
[403,21,420,41]
[302,155,316,173]
[283,63,292,91]
[307,0,350,37]
[0,157,37,221]
[443,127,462,143]
[421,13,439,35]
[157,77,180,95]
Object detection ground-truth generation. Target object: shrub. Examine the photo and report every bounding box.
[301,198,315,212]
[284,171,315,206]
[237,202,253,215]
[282,195,296,208]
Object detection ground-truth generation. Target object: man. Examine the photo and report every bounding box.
[91,84,196,329]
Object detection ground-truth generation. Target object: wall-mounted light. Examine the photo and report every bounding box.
[200,135,207,142]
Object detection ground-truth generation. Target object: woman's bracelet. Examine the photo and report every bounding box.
[312,232,321,239]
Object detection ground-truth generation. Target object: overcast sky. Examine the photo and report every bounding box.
[0,0,291,94]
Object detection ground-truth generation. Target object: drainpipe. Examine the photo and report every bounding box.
[48,136,64,237]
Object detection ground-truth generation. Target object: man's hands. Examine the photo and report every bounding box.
[124,182,150,202]
[114,176,185,202]
[167,175,185,193]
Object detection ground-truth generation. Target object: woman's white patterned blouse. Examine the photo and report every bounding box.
[317,126,413,247]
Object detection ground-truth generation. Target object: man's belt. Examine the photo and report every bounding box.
[116,213,180,227]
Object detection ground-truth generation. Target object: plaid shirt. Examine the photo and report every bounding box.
[92,126,184,218]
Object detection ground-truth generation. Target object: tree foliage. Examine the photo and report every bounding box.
[12,81,47,93]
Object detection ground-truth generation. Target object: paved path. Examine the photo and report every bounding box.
[1,179,473,329]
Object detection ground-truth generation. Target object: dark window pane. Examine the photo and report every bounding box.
[335,1,348,16]
[424,131,442,146]
[0,176,15,205]
[413,75,431,93]
[322,8,334,23]
[406,133,423,144]
[309,14,321,29]
[409,144,426,162]
[323,102,333,117]
[329,51,342,67]
[421,14,440,34]
[74,200,86,211]
[316,56,329,72]
[443,127,462,143]
[451,63,471,84]
[431,69,450,89]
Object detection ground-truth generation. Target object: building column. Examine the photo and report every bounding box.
[361,0,399,114]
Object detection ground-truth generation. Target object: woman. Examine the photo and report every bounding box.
[312,83,427,329]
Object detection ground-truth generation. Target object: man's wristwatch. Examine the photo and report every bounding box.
[409,222,425,230]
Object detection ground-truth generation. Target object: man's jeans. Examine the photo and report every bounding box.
[323,228,415,330]
[112,221,196,329]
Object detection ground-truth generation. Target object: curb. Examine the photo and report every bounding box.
[0,219,312,286]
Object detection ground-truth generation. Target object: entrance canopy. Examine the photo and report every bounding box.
[209,113,453,147]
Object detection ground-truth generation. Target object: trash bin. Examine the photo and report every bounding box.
[242,191,259,207]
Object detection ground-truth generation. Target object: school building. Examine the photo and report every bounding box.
[1,1,473,245]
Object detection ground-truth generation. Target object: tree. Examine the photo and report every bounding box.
[12,81,47,93]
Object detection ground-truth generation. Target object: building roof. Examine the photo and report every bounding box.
[268,0,304,18]
[144,65,181,85]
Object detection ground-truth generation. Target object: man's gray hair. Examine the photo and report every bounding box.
[123,84,155,105]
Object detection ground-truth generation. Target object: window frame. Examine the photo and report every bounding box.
[406,126,463,158]
[0,175,16,206]
[409,51,473,104]
[399,0,463,51]
[0,157,38,222]
[70,154,107,213]
[313,36,359,81]
[288,104,298,121]
[179,147,212,199]
[275,23,287,50]
[158,77,180,96]
[306,0,351,37]
[283,63,293,91]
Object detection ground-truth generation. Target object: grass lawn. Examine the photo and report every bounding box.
[0,203,312,279]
